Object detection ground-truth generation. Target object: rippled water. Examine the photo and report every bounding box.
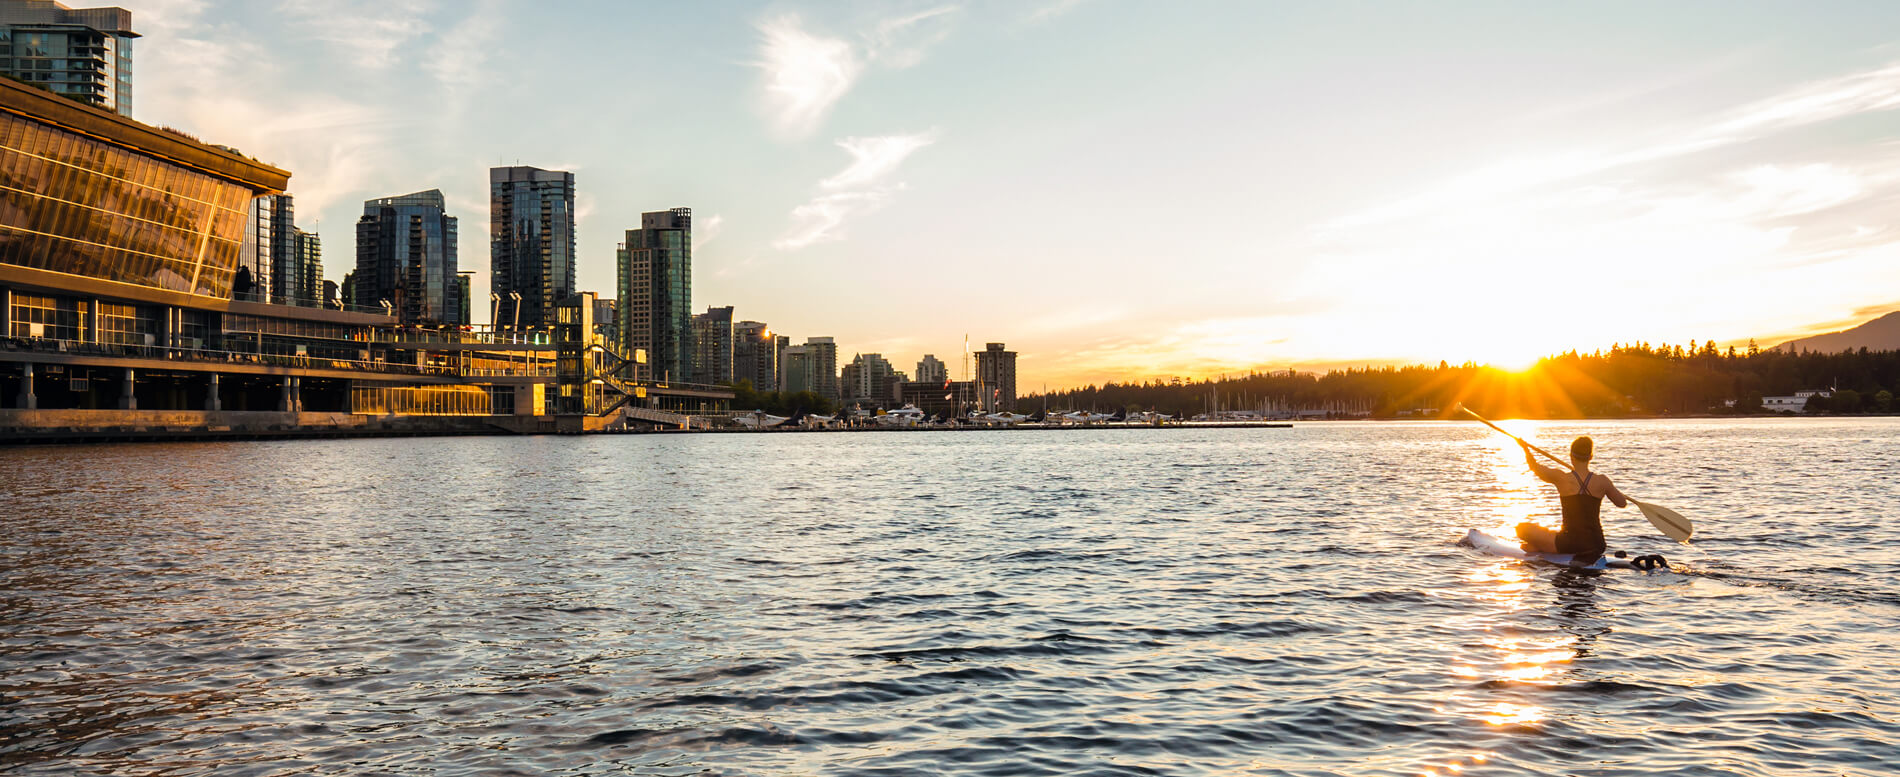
[3,419,1898,776]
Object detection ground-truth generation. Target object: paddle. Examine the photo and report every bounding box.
[1455,404,1694,543]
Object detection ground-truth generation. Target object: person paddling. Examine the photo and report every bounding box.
[1516,436,1630,558]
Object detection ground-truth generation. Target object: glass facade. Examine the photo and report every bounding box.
[0,112,255,298]
[350,382,499,416]
[8,291,86,340]
[356,189,459,324]
[615,208,692,382]
[489,167,575,329]
[0,19,135,117]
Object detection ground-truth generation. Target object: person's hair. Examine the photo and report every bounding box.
[1570,436,1594,462]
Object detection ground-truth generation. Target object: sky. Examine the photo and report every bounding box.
[114,0,1900,389]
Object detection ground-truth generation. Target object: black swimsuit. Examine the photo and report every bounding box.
[1556,471,1606,557]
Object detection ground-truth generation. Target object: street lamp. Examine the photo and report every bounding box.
[508,292,522,340]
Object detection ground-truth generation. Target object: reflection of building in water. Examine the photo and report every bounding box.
[0,78,729,438]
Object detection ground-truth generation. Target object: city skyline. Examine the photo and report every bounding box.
[110,1,1900,389]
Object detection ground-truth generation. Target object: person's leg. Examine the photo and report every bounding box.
[1515,522,1559,553]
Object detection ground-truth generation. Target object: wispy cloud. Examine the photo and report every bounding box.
[278,0,433,71]
[864,6,959,69]
[693,214,726,256]
[776,191,889,251]
[754,15,862,140]
[752,8,960,139]
[820,134,938,190]
[777,133,937,250]
[1023,0,1089,26]
[1329,61,1900,233]
[425,0,503,89]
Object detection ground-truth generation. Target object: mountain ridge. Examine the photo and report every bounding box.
[1772,310,1900,353]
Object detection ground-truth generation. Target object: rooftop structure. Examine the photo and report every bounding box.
[0,0,137,116]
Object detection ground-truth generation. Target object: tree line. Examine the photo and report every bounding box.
[1023,342,1900,419]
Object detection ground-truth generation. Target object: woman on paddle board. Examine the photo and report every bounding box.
[1517,436,1630,557]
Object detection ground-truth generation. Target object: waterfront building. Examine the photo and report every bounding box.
[975,342,1018,411]
[780,344,809,394]
[803,336,839,400]
[0,78,729,438]
[356,189,461,326]
[291,228,321,307]
[772,334,790,390]
[916,354,946,385]
[844,352,896,405]
[592,296,616,346]
[732,320,776,391]
[490,166,575,330]
[692,305,733,386]
[616,208,692,382]
[0,0,136,116]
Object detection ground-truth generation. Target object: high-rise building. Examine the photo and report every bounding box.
[0,1,136,116]
[732,321,776,391]
[773,335,791,391]
[916,354,947,385]
[490,166,575,330]
[975,342,1018,411]
[592,296,617,346]
[804,336,839,400]
[780,344,809,394]
[292,228,322,306]
[237,194,291,302]
[356,189,460,325]
[266,194,295,304]
[616,208,692,381]
[691,305,733,386]
[845,353,895,404]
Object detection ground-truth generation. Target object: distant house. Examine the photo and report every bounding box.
[1763,389,1833,413]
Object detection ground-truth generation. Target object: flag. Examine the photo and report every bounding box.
[993,388,999,398]
[943,394,953,401]
[942,377,951,389]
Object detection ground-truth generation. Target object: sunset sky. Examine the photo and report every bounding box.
[117,0,1900,389]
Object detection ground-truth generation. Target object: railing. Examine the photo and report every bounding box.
[1,336,458,377]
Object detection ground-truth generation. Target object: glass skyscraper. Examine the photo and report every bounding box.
[356,189,460,325]
[0,1,136,117]
[490,166,575,330]
[692,305,733,386]
[616,208,692,382]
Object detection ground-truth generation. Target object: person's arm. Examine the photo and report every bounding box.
[1601,475,1630,509]
[1520,441,1560,483]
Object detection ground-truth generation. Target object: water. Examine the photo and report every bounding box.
[3,419,1897,776]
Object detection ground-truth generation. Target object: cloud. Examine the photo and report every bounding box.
[1706,63,1900,139]
[775,191,889,251]
[752,9,960,139]
[1023,0,1089,26]
[754,15,862,140]
[425,1,503,89]
[820,133,939,190]
[777,133,937,250]
[864,6,959,69]
[1328,60,1900,234]
[693,214,726,255]
[278,0,433,71]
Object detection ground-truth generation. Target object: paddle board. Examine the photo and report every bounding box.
[1461,529,1668,571]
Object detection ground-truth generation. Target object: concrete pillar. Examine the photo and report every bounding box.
[1,287,11,337]
[158,305,173,349]
[206,373,221,411]
[280,376,299,412]
[120,368,136,410]
[88,298,101,344]
[291,376,302,413]
[19,362,35,410]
